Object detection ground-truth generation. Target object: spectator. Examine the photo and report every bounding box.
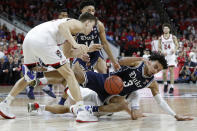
[191,67,197,83]
[178,65,191,83]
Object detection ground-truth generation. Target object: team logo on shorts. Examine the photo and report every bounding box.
[56,50,62,58]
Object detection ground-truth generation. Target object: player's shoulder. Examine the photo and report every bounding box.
[129,61,142,68]
[172,34,177,39]
[97,20,105,30]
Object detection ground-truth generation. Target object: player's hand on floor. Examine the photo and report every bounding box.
[131,110,138,120]
[175,115,193,121]
[88,44,103,52]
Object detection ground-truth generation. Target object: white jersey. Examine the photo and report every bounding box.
[26,18,70,46]
[161,34,175,55]
[151,40,158,52]
[189,52,197,63]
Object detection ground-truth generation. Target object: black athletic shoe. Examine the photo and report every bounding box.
[169,88,174,94]
[164,84,168,93]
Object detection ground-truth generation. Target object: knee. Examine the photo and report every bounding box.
[60,65,75,78]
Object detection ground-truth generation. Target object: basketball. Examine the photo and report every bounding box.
[104,75,124,95]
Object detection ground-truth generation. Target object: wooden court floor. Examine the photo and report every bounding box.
[0,84,197,131]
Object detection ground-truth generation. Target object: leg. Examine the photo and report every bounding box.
[58,61,85,105]
[163,69,168,93]
[169,66,175,93]
[94,57,107,74]
[45,105,70,114]
[57,63,82,102]
[99,96,130,114]
[0,77,30,119]
[28,103,70,114]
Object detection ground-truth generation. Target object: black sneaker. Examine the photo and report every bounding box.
[164,84,168,93]
[169,88,174,94]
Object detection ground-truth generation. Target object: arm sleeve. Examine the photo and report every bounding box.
[127,91,140,110]
[154,94,176,116]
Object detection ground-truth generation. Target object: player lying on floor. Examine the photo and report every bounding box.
[28,88,143,119]
[32,52,193,121]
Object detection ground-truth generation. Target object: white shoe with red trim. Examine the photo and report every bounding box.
[76,105,98,123]
[0,102,15,119]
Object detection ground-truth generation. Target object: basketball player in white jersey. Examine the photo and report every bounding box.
[151,35,159,52]
[158,23,179,94]
[0,12,99,122]
[58,0,121,105]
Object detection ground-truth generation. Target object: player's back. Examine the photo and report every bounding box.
[25,18,71,45]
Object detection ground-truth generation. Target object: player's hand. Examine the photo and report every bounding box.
[131,110,138,120]
[175,115,193,121]
[112,61,121,71]
[143,58,151,66]
[80,54,90,62]
[163,52,167,56]
[79,44,89,54]
[171,50,175,54]
[88,44,103,52]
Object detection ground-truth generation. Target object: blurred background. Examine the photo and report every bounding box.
[0,0,196,85]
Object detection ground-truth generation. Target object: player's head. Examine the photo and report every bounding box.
[80,0,95,15]
[162,23,171,34]
[58,11,68,19]
[146,52,168,76]
[79,12,97,35]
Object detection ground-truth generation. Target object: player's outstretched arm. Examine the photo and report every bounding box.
[118,57,147,67]
[98,21,120,70]
[149,81,193,121]
[59,19,89,55]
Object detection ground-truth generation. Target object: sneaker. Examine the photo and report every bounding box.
[164,84,168,93]
[26,86,35,100]
[58,87,69,105]
[42,85,56,98]
[76,105,98,123]
[22,65,36,82]
[0,102,15,119]
[169,88,174,94]
[28,103,40,112]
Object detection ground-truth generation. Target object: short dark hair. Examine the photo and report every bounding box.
[80,0,95,10]
[149,52,168,69]
[162,23,171,30]
[79,12,97,24]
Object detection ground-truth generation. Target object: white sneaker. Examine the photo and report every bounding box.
[76,105,98,123]
[0,102,15,119]
[22,65,36,82]
[70,105,78,116]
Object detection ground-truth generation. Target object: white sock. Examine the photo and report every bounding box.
[164,82,168,85]
[40,105,46,111]
[170,84,174,88]
[3,94,14,106]
[39,77,48,84]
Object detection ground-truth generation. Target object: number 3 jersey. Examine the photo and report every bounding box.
[111,62,154,96]
[84,62,154,102]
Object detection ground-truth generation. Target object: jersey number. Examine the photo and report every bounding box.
[164,44,171,49]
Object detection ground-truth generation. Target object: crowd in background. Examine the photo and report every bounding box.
[0,0,196,85]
